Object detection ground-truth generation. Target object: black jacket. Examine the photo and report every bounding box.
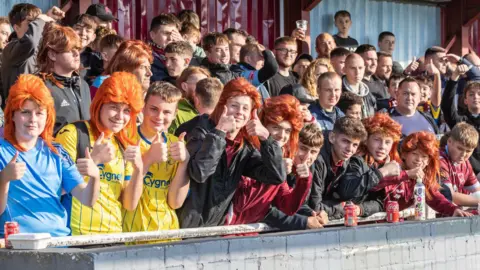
[200,58,238,85]
[388,107,440,136]
[174,114,205,137]
[442,79,480,174]
[80,48,103,85]
[307,131,383,219]
[42,73,91,135]
[176,116,286,228]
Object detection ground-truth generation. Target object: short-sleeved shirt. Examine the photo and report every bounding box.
[333,34,359,52]
[391,111,436,136]
[0,139,83,237]
[55,122,132,235]
[122,128,180,238]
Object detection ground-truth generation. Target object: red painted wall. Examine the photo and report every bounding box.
[91,0,280,49]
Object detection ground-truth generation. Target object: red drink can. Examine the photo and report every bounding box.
[4,221,19,248]
[386,201,400,223]
[344,202,358,227]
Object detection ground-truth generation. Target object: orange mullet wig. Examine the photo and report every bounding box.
[4,74,57,153]
[89,72,144,148]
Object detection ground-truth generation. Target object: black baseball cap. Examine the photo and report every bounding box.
[279,83,316,104]
[86,4,117,22]
[293,53,313,67]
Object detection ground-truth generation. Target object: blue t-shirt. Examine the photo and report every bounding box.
[0,139,84,237]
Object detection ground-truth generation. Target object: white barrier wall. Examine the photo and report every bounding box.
[1,217,480,270]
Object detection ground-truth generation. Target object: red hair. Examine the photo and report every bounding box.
[104,40,153,75]
[259,95,304,159]
[401,132,440,199]
[37,23,82,73]
[210,78,261,148]
[361,113,402,166]
[4,75,57,153]
[89,72,144,148]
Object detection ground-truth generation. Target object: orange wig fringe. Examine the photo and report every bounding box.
[105,40,153,75]
[259,95,304,159]
[89,72,144,148]
[4,75,57,153]
[210,78,262,149]
[360,112,402,166]
[37,23,82,73]
[401,131,440,200]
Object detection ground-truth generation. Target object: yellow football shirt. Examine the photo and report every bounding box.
[122,128,180,240]
[55,122,132,235]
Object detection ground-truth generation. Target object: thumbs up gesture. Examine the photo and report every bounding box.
[170,132,189,163]
[144,132,168,165]
[378,155,401,178]
[216,106,237,135]
[77,148,100,178]
[90,132,115,164]
[125,139,143,169]
[1,152,26,182]
[245,109,269,141]
[293,152,310,178]
[405,57,419,74]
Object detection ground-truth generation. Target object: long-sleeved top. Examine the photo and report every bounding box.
[307,131,383,219]
[176,116,286,228]
[226,171,312,226]
[201,58,238,85]
[441,79,480,174]
[150,42,169,83]
[341,76,377,118]
[439,148,480,194]
[41,73,91,135]
[1,18,46,108]
[230,50,278,103]
[309,103,344,131]
[371,170,458,216]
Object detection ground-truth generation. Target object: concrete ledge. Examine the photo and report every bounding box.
[2,217,480,270]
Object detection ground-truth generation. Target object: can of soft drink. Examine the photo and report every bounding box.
[344,202,358,227]
[386,201,400,223]
[4,221,19,248]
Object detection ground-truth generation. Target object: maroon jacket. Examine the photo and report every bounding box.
[372,170,458,216]
[226,172,312,226]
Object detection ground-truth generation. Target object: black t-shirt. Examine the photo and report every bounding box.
[333,34,359,52]
[267,71,298,97]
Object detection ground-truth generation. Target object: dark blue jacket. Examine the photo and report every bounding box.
[309,102,344,131]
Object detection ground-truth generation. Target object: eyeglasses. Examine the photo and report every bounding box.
[275,48,297,55]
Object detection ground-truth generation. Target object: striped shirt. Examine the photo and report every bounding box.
[55,122,132,235]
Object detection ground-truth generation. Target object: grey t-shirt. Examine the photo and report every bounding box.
[391,111,435,136]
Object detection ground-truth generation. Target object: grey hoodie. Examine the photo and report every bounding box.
[341,76,377,118]
[1,18,46,108]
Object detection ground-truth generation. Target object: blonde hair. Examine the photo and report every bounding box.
[449,122,479,149]
[300,58,334,97]
[145,81,183,104]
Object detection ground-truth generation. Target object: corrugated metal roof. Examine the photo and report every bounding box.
[310,0,441,68]
[0,0,56,17]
